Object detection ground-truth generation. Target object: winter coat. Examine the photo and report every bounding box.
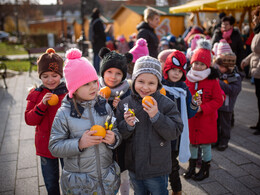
[137,21,159,58]
[211,28,245,69]
[242,30,260,79]
[89,17,106,54]
[49,95,121,195]
[219,70,242,112]
[25,82,67,159]
[162,79,197,151]
[116,90,183,180]
[186,68,224,145]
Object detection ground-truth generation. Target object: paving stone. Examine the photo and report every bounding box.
[238,175,260,188]
[38,156,45,187]
[251,186,260,194]
[200,181,229,195]
[15,177,38,195]
[0,153,17,162]
[40,186,48,195]
[0,191,15,195]
[18,139,37,169]
[0,161,17,192]
[0,135,19,155]
[240,163,260,180]
[17,167,37,179]
[19,124,35,140]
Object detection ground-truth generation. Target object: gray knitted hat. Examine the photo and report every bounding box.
[132,56,162,92]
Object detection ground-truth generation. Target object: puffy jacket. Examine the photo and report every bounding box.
[116,91,183,180]
[49,95,121,195]
[24,82,67,159]
[137,21,159,58]
[242,31,260,79]
[186,68,224,145]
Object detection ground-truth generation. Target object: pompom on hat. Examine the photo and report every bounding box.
[64,48,98,98]
[163,50,187,81]
[190,39,212,68]
[129,38,149,63]
[99,47,133,81]
[37,48,64,78]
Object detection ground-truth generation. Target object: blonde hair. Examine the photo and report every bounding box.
[144,7,160,23]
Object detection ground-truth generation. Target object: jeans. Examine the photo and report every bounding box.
[41,157,63,195]
[190,144,211,162]
[93,53,101,74]
[129,171,169,195]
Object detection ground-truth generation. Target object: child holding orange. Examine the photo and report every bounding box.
[116,56,183,194]
[25,48,67,194]
[184,40,223,181]
[162,50,201,194]
[48,48,121,194]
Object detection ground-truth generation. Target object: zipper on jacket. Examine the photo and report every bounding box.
[88,105,106,195]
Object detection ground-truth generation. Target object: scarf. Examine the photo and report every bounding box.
[254,22,260,34]
[163,85,190,163]
[222,27,233,43]
[99,78,130,101]
[187,68,211,82]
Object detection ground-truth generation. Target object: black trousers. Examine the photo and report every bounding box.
[169,150,182,192]
[254,78,260,129]
[217,111,233,145]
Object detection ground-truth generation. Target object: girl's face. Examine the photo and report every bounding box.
[134,73,158,98]
[192,61,208,71]
[168,68,183,82]
[148,15,160,29]
[104,68,123,88]
[74,80,99,101]
[40,71,61,90]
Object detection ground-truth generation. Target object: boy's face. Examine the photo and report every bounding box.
[218,65,228,73]
[168,68,183,82]
[104,68,123,88]
[75,80,99,101]
[135,73,158,98]
[40,71,61,90]
[192,61,208,71]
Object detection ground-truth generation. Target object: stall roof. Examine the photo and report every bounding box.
[217,0,260,10]
[170,0,222,13]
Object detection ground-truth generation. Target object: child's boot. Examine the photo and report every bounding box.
[193,161,210,181]
[183,159,197,179]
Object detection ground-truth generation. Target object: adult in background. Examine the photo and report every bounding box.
[137,7,160,58]
[89,8,106,74]
[211,16,245,71]
[241,6,260,135]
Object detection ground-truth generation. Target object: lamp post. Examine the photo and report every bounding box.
[58,0,65,42]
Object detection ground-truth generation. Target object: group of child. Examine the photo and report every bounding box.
[24,33,241,194]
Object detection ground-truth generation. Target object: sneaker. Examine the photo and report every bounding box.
[253,130,260,135]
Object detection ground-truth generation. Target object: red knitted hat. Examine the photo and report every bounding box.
[190,39,212,68]
[163,50,187,81]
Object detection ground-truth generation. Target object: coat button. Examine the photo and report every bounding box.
[160,142,164,146]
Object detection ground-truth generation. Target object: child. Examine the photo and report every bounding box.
[158,49,176,71]
[162,50,201,194]
[184,40,223,181]
[116,56,183,194]
[98,47,133,195]
[25,48,67,194]
[128,38,149,79]
[117,35,130,54]
[48,48,121,194]
[214,41,242,151]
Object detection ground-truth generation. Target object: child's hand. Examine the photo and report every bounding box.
[42,93,53,105]
[78,130,103,150]
[98,91,107,100]
[197,106,202,112]
[102,130,115,145]
[192,94,202,106]
[113,97,121,109]
[124,110,136,126]
[142,97,158,118]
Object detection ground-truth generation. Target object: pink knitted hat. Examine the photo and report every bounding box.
[64,48,98,98]
[129,38,149,63]
[217,39,233,56]
[158,49,176,63]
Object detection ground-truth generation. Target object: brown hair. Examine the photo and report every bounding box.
[252,6,260,20]
[144,7,160,23]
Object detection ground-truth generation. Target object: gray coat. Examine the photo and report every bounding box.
[116,91,183,180]
[49,95,121,195]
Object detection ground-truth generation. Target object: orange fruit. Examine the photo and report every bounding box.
[160,87,166,96]
[99,86,111,98]
[90,125,106,138]
[142,96,154,107]
[47,94,59,106]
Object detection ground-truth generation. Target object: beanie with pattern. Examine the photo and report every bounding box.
[129,38,149,63]
[64,48,98,98]
[37,48,64,78]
